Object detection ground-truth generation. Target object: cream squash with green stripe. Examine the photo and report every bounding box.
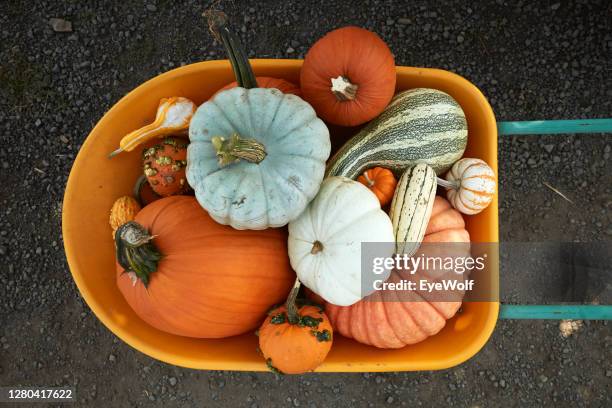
[326,88,468,178]
[389,164,437,256]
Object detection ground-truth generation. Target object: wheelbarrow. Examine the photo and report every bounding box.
[62,59,612,372]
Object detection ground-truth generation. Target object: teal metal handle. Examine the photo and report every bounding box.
[496,118,612,320]
[499,305,612,320]
[498,118,612,135]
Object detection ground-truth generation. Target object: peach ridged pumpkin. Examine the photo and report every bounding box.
[114,195,294,338]
[326,196,470,348]
[300,26,396,127]
[214,76,302,97]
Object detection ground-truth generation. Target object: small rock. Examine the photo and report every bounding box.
[457,35,464,43]
[553,156,561,163]
[49,18,72,33]
[169,377,177,386]
[386,396,394,404]
[397,18,411,25]
[550,3,561,10]
[606,370,612,378]
[108,354,116,362]
[146,4,157,12]
[286,47,295,54]
[539,375,548,383]
[36,247,42,255]
[544,144,554,153]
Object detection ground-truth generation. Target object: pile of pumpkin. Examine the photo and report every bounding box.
[107,11,496,374]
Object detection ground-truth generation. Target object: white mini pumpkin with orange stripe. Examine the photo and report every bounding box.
[438,158,496,215]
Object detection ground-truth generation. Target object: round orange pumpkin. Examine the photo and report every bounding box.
[258,279,333,374]
[115,195,294,338]
[213,76,302,97]
[326,196,470,348]
[300,26,396,127]
[357,167,397,206]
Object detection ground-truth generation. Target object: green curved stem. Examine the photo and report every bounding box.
[205,9,257,89]
[115,221,162,287]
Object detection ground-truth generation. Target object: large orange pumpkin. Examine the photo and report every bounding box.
[115,195,294,338]
[213,76,301,97]
[326,196,470,348]
[300,26,396,127]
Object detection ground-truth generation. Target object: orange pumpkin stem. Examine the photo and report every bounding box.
[115,221,162,288]
[285,277,302,324]
[331,75,359,101]
[363,171,375,187]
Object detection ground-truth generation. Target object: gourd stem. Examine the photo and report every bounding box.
[331,75,358,101]
[436,176,460,190]
[115,221,162,288]
[205,9,257,89]
[286,277,302,325]
[211,133,267,166]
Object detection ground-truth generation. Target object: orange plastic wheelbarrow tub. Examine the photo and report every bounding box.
[62,59,499,372]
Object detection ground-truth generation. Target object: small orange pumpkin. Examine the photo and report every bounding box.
[258,278,333,374]
[214,76,301,97]
[326,196,470,348]
[357,167,397,206]
[300,26,396,127]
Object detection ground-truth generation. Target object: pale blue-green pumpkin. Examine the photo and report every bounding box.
[187,87,331,230]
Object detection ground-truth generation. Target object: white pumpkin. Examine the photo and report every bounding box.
[288,176,395,306]
[439,158,496,215]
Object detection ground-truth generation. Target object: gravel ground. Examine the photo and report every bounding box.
[1,0,611,406]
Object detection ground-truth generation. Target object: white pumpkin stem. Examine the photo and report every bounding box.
[285,276,302,324]
[363,171,375,187]
[212,133,267,166]
[311,240,324,254]
[331,75,358,101]
[436,176,460,190]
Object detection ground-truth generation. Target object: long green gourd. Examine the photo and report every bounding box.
[326,88,468,178]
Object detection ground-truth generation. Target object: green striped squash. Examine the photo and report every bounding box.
[389,163,437,256]
[326,88,468,178]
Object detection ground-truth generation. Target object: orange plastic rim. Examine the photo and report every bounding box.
[62,60,499,372]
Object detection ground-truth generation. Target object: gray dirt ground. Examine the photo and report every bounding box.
[1,0,611,406]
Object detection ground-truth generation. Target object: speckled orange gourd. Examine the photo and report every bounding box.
[142,137,189,197]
